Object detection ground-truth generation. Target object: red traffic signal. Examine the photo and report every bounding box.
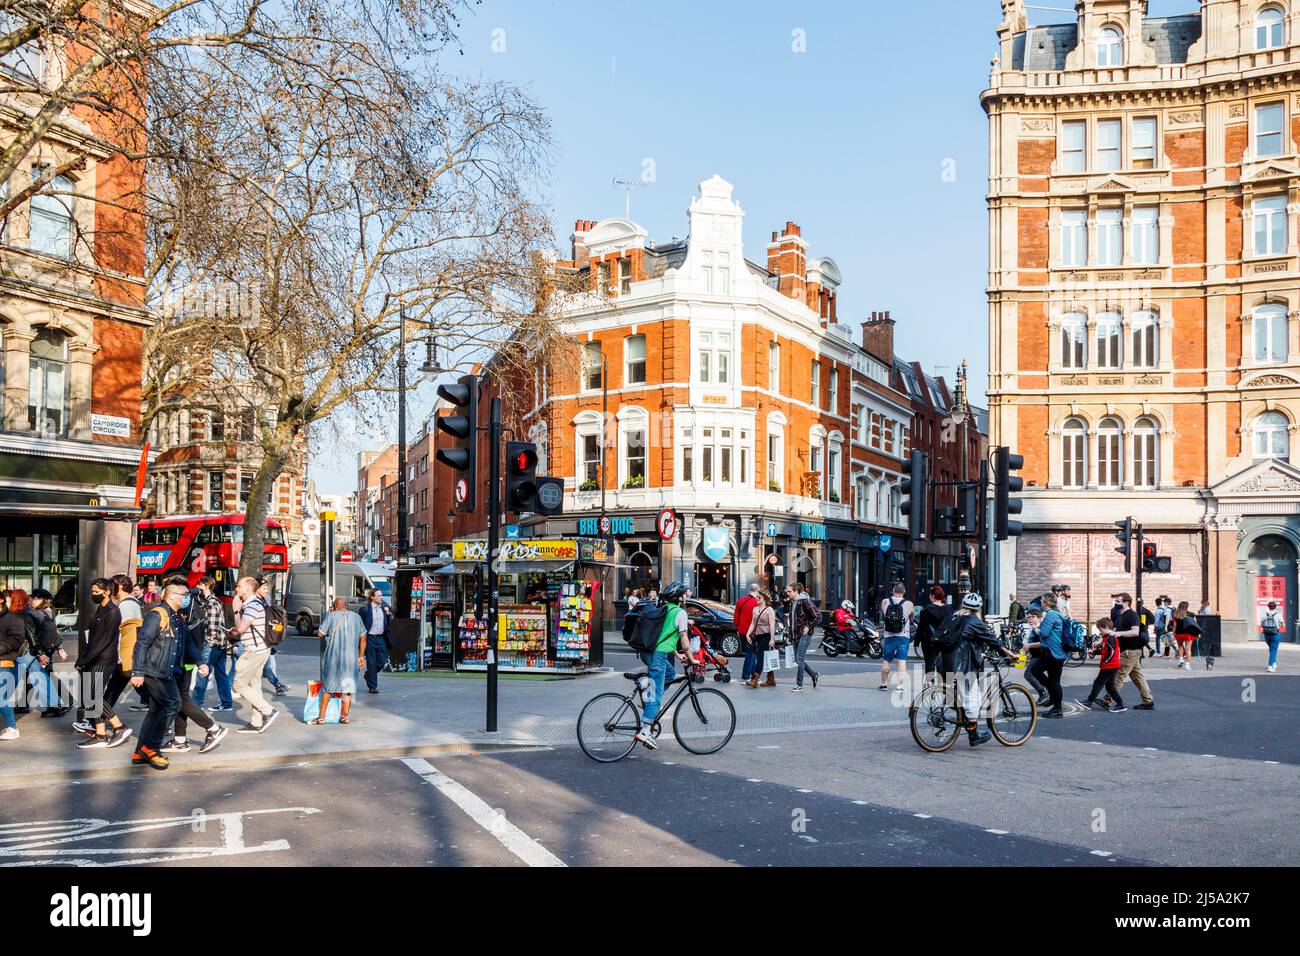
[512,447,538,473]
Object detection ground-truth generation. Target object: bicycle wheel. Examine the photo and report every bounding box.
[672,687,736,755]
[987,684,1037,746]
[1064,648,1089,668]
[909,683,962,753]
[576,693,641,763]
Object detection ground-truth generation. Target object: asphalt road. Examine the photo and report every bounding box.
[2,673,1291,868]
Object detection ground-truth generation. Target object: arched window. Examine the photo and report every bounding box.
[1098,417,1123,488]
[1253,411,1290,458]
[1253,303,1288,364]
[28,327,69,436]
[1133,416,1159,488]
[1131,311,1159,368]
[1060,313,1086,369]
[1258,5,1286,50]
[29,172,75,257]
[1096,313,1122,369]
[1097,26,1124,67]
[1062,417,1087,488]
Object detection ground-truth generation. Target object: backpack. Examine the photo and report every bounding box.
[263,603,288,646]
[629,602,669,654]
[1261,612,1281,636]
[933,612,965,652]
[883,598,907,634]
[1061,619,1086,653]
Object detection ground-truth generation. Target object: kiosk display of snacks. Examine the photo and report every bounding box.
[450,537,609,673]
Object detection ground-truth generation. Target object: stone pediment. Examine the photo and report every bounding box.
[1243,372,1300,388]
[1091,176,1134,192]
[1245,162,1300,183]
[1212,458,1300,498]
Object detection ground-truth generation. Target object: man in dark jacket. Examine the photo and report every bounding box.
[914,585,955,676]
[358,588,391,694]
[161,587,226,756]
[129,582,188,770]
[945,592,1018,747]
[75,579,132,749]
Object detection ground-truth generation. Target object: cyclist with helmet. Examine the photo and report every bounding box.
[635,582,690,750]
[940,592,1019,747]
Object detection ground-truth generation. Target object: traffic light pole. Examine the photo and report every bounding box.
[978,458,990,610]
[486,395,501,733]
[1135,522,1145,622]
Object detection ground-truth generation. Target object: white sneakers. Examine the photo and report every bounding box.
[1267,664,1277,673]
[0,727,19,741]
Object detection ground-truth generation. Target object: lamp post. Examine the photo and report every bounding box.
[395,299,443,569]
[949,360,971,596]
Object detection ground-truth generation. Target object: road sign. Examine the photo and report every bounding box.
[879,535,892,553]
[599,515,612,536]
[766,521,778,537]
[454,478,469,505]
[657,508,677,541]
[339,549,353,562]
[505,524,520,540]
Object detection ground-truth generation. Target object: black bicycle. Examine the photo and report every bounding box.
[577,665,737,763]
[909,653,1038,752]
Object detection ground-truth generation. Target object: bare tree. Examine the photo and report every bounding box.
[143,5,566,576]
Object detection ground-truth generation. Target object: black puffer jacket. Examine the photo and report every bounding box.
[948,613,1004,673]
[21,609,61,656]
[0,610,26,662]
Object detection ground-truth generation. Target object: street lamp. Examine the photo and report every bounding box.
[395,299,444,569]
[949,360,971,597]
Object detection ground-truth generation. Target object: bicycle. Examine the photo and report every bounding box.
[577,663,737,763]
[908,652,1038,752]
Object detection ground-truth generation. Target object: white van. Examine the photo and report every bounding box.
[284,561,395,635]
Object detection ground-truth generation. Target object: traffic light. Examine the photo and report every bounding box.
[534,476,565,516]
[1114,517,1133,573]
[954,482,979,534]
[1142,541,1172,574]
[505,441,539,513]
[994,447,1025,541]
[435,374,478,513]
[900,451,928,541]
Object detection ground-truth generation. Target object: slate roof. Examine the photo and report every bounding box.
[1010,14,1202,71]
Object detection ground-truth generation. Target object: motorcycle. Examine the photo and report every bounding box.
[819,619,882,659]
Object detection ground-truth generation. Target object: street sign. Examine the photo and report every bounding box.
[339,549,353,562]
[454,478,469,505]
[879,534,892,553]
[505,524,520,540]
[599,515,612,536]
[657,508,677,541]
[766,521,778,537]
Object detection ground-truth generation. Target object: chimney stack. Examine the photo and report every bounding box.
[862,310,895,364]
[571,218,594,268]
[766,221,807,304]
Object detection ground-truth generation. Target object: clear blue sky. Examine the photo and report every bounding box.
[310,0,1201,495]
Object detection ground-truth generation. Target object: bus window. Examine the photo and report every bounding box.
[266,526,285,545]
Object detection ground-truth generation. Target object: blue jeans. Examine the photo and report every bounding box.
[742,641,757,681]
[264,649,283,688]
[795,633,819,687]
[0,667,16,728]
[364,638,389,691]
[644,651,675,722]
[138,674,181,753]
[14,653,57,708]
[191,645,233,708]
[1263,632,1281,667]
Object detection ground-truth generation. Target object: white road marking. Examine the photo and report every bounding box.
[796,788,814,793]
[1265,760,1280,765]
[1143,747,1158,751]
[913,813,932,818]
[853,801,870,806]
[701,769,718,774]
[985,828,1009,835]
[755,745,780,750]
[1200,754,1216,758]
[402,758,564,868]
[747,778,763,783]
[1091,850,1113,858]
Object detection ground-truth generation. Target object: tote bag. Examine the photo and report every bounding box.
[302,679,342,724]
[762,649,781,674]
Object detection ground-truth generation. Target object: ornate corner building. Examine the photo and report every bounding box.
[985,0,1300,639]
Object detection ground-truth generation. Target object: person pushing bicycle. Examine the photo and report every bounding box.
[635,582,691,750]
[934,592,1019,747]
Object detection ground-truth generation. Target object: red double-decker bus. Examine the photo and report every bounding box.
[136,514,289,598]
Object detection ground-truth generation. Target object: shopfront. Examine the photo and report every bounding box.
[447,537,611,673]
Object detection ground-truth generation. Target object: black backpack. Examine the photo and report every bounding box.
[263,604,288,646]
[883,598,907,634]
[933,612,965,652]
[629,602,669,654]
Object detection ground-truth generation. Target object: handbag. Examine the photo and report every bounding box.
[302,679,342,724]
[783,644,797,669]
[762,649,780,674]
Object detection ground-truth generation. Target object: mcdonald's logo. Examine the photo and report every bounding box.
[48,563,63,575]
[87,498,100,507]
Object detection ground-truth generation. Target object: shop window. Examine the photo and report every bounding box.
[28,327,68,436]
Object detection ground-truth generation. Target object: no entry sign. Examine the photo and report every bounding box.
[657,508,677,541]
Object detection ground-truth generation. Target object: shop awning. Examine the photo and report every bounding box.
[497,559,575,575]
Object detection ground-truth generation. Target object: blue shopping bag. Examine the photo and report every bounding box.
[302,680,342,724]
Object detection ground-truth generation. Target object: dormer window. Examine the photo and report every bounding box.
[1257,6,1285,51]
[1097,27,1123,67]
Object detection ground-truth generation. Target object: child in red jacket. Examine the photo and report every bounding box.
[1077,618,1127,713]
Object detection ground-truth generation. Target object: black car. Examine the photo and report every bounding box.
[683,599,744,657]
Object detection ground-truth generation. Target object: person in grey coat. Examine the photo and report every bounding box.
[311,598,366,724]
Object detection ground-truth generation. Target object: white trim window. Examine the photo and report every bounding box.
[854,475,869,521]
[618,257,632,295]
[1253,194,1288,255]
[809,426,826,497]
[829,367,839,414]
[700,427,715,483]
[1133,417,1158,488]
[1097,119,1122,171]
[1131,310,1159,368]
[1253,411,1290,459]
[1096,208,1123,266]
[698,331,731,385]
[810,360,820,406]
[766,430,783,491]
[1098,417,1123,489]
[597,261,611,296]
[624,333,646,385]
[29,170,75,257]
[1097,26,1123,67]
[852,403,865,444]
[0,13,44,81]
[1061,120,1086,173]
[681,426,694,484]
[1061,209,1088,267]
[1253,303,1288,363]
[1096,312,1122,369]
[827,441,842,501]
[28,327,68,436]
[581,341,602,392]
[1132,206,1159,264]
[623,426,646,486]
[882,419,896,457]
[1258,5,1286,51]
[580,433,601,484]
[1256,102,1286,158]
[1060,313,1087,369]
[1133,117,1157,169]
[1062,417,1087,488]
[739,428,751,486]
[768,341,780,393]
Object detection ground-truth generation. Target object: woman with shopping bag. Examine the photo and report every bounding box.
[744,592,780,688]
[308,598,366,725]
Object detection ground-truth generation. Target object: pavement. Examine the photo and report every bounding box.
[1,633,1293,789]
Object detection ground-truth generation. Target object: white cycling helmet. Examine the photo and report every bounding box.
[841,600,855,612]
[961,592,984,611]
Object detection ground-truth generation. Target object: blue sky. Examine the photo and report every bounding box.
[310,0,1202,495]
